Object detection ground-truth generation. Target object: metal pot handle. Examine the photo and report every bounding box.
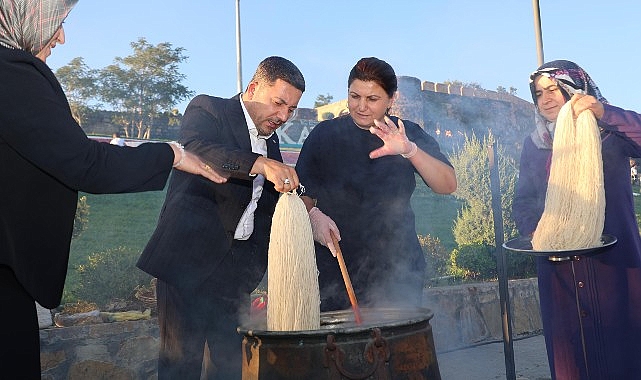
[323,328,391,380]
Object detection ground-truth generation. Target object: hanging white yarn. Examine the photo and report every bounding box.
[532,101,605,251]
[267,192,320,331]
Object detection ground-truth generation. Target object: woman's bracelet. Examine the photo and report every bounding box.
[169,141,185,168]
[401,141,418,159]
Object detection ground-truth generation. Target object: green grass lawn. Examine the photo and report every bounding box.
[69,181,460,266]
[411,186,461,252]
[64,189,167,302]
[64,179,462,302]
[69,190,166,264]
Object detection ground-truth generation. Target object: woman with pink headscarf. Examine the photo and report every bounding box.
[0,1,225,377]
[514,60,641,379]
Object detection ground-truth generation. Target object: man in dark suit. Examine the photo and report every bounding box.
[137,56,304,379]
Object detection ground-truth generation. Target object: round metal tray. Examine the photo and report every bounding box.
[502,234,617,261]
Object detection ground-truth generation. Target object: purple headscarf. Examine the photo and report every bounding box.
[0,0,77,56]
[528,60,608,149]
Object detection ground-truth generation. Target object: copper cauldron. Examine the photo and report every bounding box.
[238,307,441,380]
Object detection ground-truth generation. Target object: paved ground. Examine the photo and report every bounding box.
[437,334,551,380]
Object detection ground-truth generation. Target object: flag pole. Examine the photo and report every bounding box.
[235,0,243,93]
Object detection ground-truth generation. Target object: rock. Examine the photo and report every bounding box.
[36,302,53,329]
[54,309,103,327]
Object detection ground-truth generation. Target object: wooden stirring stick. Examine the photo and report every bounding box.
[331,232,362,324]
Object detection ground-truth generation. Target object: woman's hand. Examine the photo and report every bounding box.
[571,94,604,120]
[367,116,456,194]
[368,116,417,159]
[308,207,341,257]
[169,143,228,184]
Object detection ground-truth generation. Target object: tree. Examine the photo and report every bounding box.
[448,131,518,246]
[447,132,536,280]
[55,57,98,125]
[97,38,194,139]
[444,80,483,90]
[497,86,519,96]
[314,93,334,108]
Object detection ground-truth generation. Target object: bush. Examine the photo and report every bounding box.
[450,244,496,281]
[57,300,99,314]
[321,112,335,120]
[450,243,537,282]
[71,246,151,308]
[504,250,537,279]
[73,196,90,239]
[418,234,450,283]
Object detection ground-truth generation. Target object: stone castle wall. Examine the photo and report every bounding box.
[392,76,534,156]
[314,76,531,124]
[296,76,535,157]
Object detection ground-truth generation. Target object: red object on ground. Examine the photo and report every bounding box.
[251,294,267,311]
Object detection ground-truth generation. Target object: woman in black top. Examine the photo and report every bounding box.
[297,57,456,311]
[0,1,225,377]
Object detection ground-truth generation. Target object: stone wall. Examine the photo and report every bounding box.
[40,319,158,380]
[392,75,534,157]
[39,278,542,379]
[425,278,542,353]
[285,75,535,161]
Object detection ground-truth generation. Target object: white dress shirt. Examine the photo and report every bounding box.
[234,96,272,240]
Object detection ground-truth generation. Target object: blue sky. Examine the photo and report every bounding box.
[48,1,640,113]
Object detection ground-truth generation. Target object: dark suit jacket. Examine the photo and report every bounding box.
[137,95,281,295]
[0,47,173,308]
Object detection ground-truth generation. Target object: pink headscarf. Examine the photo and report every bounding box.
[0,0,77,56]
[528,60,607,149]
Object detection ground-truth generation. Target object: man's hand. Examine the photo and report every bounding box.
[251,156,299,193]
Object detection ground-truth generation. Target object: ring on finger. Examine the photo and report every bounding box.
[283,178,291,185]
